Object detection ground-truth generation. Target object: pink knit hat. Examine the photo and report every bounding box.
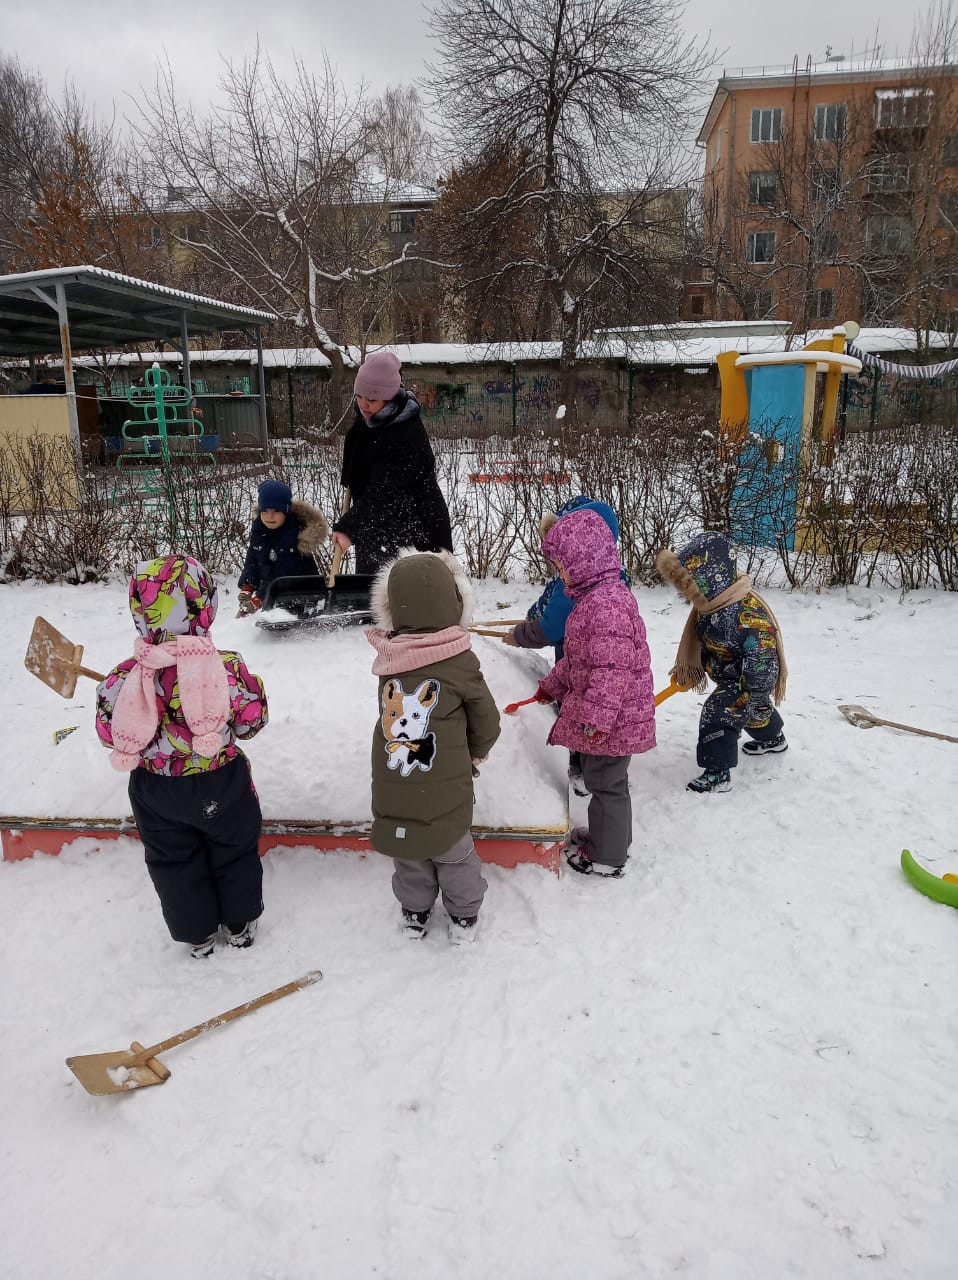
[354,350,402,400]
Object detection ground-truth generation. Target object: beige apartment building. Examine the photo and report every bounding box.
[692,55,958,336]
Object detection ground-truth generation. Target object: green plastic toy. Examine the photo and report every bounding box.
[900,849,958,907]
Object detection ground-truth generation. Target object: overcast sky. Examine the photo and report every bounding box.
[1,0,927,128]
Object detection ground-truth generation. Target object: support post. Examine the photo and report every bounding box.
[53,284,80,450]
[179,311,191,392]
[255,327,269,449]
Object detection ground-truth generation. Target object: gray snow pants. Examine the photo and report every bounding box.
[580,753,632,868]
[391,832,488,920]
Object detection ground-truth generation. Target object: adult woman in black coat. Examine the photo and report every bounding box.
[331,351,453,574]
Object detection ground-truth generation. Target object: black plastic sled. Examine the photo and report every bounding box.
[255,573,375,634]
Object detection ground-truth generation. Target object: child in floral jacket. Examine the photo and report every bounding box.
[535,509,656,876]
[96,555,269,958]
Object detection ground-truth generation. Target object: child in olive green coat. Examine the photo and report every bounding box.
[366,550,500,944]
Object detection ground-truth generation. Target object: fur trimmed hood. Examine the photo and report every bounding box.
[655,546,717,614]
[371,549,474,632]
[289,499,330,554]
[251,498,329,553]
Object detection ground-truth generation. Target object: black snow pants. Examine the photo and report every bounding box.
[129,755,263,944]
[697,677,784,771]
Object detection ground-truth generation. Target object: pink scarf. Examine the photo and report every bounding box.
[367,625,472,675]
[110,635,230,771]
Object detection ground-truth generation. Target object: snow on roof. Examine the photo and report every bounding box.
[11,328,952,377]
[0,265,276,323]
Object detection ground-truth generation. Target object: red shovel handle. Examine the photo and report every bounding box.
[503,694,541,716]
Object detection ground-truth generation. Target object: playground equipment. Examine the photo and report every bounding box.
[118,363,213,467]
[715,326,862,549]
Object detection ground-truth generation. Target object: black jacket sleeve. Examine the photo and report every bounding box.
[238,526,262,591]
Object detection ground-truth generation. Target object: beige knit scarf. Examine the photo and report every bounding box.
[655,549,788,704]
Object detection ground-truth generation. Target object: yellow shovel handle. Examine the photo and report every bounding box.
[655,678,693,706]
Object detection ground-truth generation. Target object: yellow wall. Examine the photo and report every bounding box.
[0,395,77,510]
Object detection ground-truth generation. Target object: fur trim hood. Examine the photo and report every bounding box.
[655,534,737,612]
[371,549,474,632]
[289,499,330,555]
[251,497,329,553]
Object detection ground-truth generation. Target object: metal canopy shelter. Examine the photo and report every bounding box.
[0,265,276,448]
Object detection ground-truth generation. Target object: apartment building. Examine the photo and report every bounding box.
[692,54,958,335]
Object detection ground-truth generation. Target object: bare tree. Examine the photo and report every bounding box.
[0,59,153,278]
[427,137,544,340]
[426,0,711,417]
[369,85,436,185]
[134,47,423,427]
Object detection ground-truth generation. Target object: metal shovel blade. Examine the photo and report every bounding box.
[838,704,879,729]
[24,617,86,699]
[66,1041,172,1095]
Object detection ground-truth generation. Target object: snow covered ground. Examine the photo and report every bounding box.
[1,574,956,1280]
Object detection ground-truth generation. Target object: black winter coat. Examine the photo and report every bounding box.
[238,499,328,596]
[334,391,452,574]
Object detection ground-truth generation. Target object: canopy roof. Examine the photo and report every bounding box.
[0,266,275,358]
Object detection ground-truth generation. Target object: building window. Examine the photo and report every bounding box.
[812,288,835,319]
[748,170,779,205]
[388,210,418,234]
[750,107,783,143]
[746,231,776,263]
[744,288,774,319]
[875,88,932,129]
[816,228,839,259]
[811,167,840,203]
[866,214,912,254]
[814,103,847,141]
[709,133,722,168]
[866,154,916,193]
[688,294,706,317]
[944,135,958,166]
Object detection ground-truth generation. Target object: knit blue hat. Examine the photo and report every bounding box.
[257,479,292,513]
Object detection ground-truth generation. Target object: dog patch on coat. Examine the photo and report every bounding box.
[381,677,440,777]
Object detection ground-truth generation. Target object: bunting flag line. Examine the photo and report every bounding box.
[847,341,958,381]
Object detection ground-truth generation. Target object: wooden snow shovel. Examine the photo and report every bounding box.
[66,969,323,1096]
[24,616,104,698]
[838,704,958,745]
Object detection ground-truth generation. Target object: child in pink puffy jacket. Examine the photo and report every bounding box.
[95,555,269,958]
[535,509,656,876]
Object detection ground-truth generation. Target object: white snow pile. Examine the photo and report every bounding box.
[1,574,955,1280]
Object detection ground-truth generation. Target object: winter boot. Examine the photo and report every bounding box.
[401,908,431,940]
[189,933,217,959]
[742,732,788,756]
[448,915,479,945]
[225,919,258,949]
[686,768,732,793]
[566,844,625,875]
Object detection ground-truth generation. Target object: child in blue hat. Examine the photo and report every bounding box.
[237,479,329,616]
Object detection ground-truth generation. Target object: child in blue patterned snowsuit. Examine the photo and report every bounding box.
[656,533,788,794]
